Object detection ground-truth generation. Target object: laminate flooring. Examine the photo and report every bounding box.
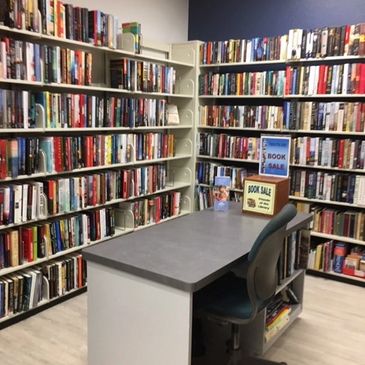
[0,275,364,365]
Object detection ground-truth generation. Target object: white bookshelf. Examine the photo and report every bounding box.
[0,21,199,326]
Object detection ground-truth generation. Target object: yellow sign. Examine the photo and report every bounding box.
[243,181,276,215]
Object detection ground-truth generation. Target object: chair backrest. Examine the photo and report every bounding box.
[245,204,297,320]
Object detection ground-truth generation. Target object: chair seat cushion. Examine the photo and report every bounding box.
[194,272,259,322]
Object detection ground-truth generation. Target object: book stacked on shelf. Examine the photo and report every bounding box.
[199,34,288,64]
[0,208,115,270]
[265,289,299,343]
[37,92,105,128]
[199,105,283,129]
[0,0,121,49]
[122,22,142,54]
[120,191,181,228]
[278,230,310,283]
[0,39,93,85]
[283,101,365,132]
[0,90,37,129]
[0,38,42,81]
[40,133,175,173]
[110,59,176,93]
[286,24,365,60]
[285,63,365,95]
[106,97,168,128]
[43,46,92,85]
[290,170,365,204]
[308,241,365,279]
[0,91,173,130]
[196,161,253,189]
[0,254,86,320]
[291,136,365,169]
[199,133,260,161]
[0,138,41,178]
[199,70,285,96]
[312,207,365,241]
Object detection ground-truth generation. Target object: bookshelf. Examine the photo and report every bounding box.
[197,25,365,288]
[0,5,199,326]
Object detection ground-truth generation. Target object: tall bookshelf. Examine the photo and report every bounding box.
[0,7,199,327]
[197,28,365,289]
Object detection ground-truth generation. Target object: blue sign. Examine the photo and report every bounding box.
[259,135,291,177]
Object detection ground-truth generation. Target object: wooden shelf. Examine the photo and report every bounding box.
[306,269,365,285]
[283,129,365,136]
[198,126,282,132]
[289,195,365,208]
[0,227,131,277]
[275,270,304,295]
[0,154,192,183]
[310,231,365,246]
[200,60,286,68]
[0,79,193,98]
[285,94,365,99]
[199,55,365,68]
[196,155,259,164]
[0,25,194,68]
[0,125,193,134]
[291,163,365,173]
[0,182,191,232]
[199,94,283,99]
[133,210,190,232]
[0,285,87,325]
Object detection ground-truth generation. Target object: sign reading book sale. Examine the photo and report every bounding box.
[259,135,291,178]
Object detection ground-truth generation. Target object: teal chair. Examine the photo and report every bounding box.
[194,204,297,365]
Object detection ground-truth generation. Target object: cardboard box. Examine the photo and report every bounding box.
[242,175,289,217]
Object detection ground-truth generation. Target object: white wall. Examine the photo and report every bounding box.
[72,0,189,43]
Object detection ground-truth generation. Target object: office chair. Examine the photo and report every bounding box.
[194,203,297,365]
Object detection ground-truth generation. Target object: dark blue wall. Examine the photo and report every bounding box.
[188,0,365,41]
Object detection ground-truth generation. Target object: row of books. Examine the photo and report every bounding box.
[200,35,288,64]
[0,133,175,178]
[199,63,365,96]
[0,164,168,226]
[199,105,283,130]
[0,208,115,270]
[278,230,309,283]
[290,170,365,205]
[196,161,252,190]
[0,138,40,178]
[0,90,174,129]
[199,71,285,96]
[199,24,365,64]
[110,59,176,94]
[292,137,365,170]
[120,191,181,228]
[198,133,260,161]
[0,38,92,84]
[0,39,42,81]
[265,297,292,342]
[0,254,86,319]
[285,63,365,95]
[312,208,365,241]
[308,241,365,278]
[0,0,137,50]
[283,101,365,132]
[286,25,365,60]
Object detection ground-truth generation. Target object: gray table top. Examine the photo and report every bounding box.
[83,203,312,292]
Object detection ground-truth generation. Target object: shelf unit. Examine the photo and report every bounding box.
[196,42,365,287]
[0,19,199,326]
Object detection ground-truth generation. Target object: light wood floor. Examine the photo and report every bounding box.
[0,275,364,365]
